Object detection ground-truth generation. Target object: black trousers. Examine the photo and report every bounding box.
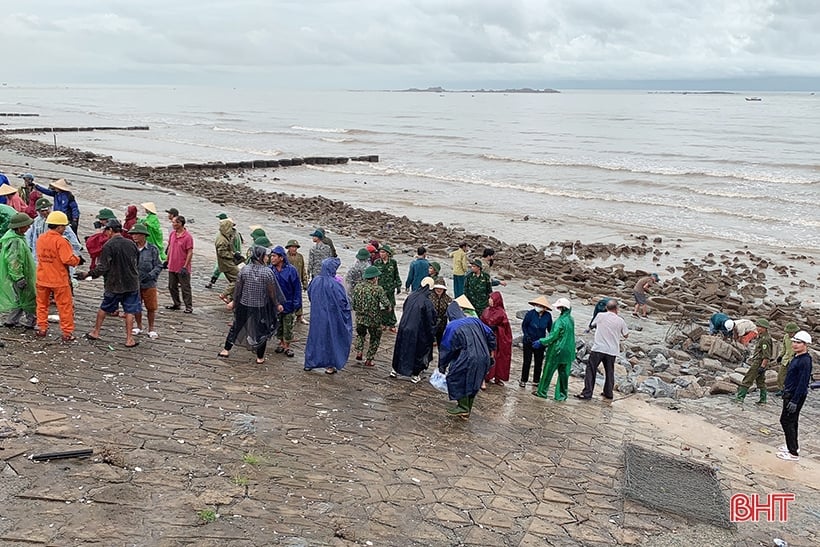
[581,351,616,399]
[168,271,193,309]
[780,394,805,456]
[521,343,545,384]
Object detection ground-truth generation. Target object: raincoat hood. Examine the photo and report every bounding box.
[320,257,341,277]
[218,218,235,238]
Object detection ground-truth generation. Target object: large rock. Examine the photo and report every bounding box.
[637,376,678,398]
[710,381,737,395]
[701,358,725,372]
[728,372,746,385]
[651,353,670,372]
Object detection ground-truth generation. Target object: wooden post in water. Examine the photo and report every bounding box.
[53,133,57,153]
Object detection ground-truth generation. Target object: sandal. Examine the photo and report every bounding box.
[124,341,139,348]
[217,350,230,358]
[165,305,181,310]
[256,358,266,364]
[35,329,48,337]
[219,295,230,304]
[274,346,286,354]
[285,348,295,358]
[61,334,77,343]
[325,368,337,374]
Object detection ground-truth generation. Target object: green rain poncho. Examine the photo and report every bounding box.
[0,228,37,314]
[534,307,576,400]
[0,204,16,238]
[138,212,166,261]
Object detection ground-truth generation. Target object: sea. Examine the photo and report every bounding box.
[2,86,818,253]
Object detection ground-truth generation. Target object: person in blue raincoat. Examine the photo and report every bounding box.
[438,302,496,418]
[304,257,353,374]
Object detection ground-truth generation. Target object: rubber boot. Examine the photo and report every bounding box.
[734,387,748,403]
[447,397,470,415]
[755,389,768,405]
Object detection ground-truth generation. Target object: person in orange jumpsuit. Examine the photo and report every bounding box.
[35,211,82,341]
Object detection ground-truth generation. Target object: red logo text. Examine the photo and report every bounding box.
[730,493,794,522]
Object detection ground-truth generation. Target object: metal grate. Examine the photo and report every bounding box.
[622,443,734,529]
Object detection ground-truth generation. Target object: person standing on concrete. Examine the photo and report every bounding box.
[734,318,773,404]
[405,246,430,292]
[0,213,37,328]
[520,296,553,388]
[481,291,513,387]
[352,266,391,367]
[450,241,469,298]
[129,224,162,339]
[79,220,141,347]
[438,301,496,418]
[206,213,243,289]
[286,239,308,325]
[138,202,167,262]
[214,218,241,304]
[774,322,800,396]
[532,298,576,401]
[391,277,437,383]
[345,248,371,296]
[776,330,813,462]
[577,299,628,401]
[463,259,493,317]
[166,215,194,313]
[374,244,401,332]
[34,211,82,341]
[632,273,658,317]
[270,246,302,358]
[34,178,80,236]
[304,257,352,374]
[307,229,332,282]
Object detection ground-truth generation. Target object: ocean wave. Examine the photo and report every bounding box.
[291,125,350,134]
[320,137,357,143]
[478,153,818,185]
[212,126,284,135]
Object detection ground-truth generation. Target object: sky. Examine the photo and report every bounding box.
[2,0,819,90]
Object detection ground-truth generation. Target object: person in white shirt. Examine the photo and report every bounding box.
[577,299,628,400]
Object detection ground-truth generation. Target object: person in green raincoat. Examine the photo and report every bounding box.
[138,202,167,261]
[0,213,37,328]
[532,297,576,401]
[0,203,16,238]
[206,213,243,288]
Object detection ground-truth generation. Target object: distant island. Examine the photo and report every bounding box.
[647,91,737,95]
[393,86,560,94]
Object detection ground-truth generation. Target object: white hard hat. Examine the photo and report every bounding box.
[791,330,812,344]
[724,319,734,331]
[554,297,571,310]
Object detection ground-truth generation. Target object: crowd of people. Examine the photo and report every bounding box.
[0,172,813,448]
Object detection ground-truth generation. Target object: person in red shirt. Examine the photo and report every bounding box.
[35,211,83,341]
[166,215,194,313]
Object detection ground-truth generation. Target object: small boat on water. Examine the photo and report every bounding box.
[745,97,762,101]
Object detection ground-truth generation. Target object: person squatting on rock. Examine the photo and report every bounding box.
[520,296,553,387]
[219,246,284,364]
[0,213,37,329]
[79,219,141,348]
[391,276,437,383]
[776,330,813,462]
[577,299,628,401]
[34,211,83,341]
[270,246,302,358]
[775,322,800,396]
[734,318,773,404]
[438,301,497,418]
[709,312,734,338]
[352,265,391,367]
[532,297,576,401]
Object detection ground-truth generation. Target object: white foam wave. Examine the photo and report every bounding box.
[291,125,349,134]
[320,137,357,143]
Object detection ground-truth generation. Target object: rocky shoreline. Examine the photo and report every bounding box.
[2,135,818,400]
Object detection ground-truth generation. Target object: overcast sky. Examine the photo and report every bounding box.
[3,0,819,89]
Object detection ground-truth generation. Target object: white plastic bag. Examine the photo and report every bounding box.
[429,369,448,393]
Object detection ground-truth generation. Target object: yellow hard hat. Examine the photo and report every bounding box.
[45,211,70,226]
